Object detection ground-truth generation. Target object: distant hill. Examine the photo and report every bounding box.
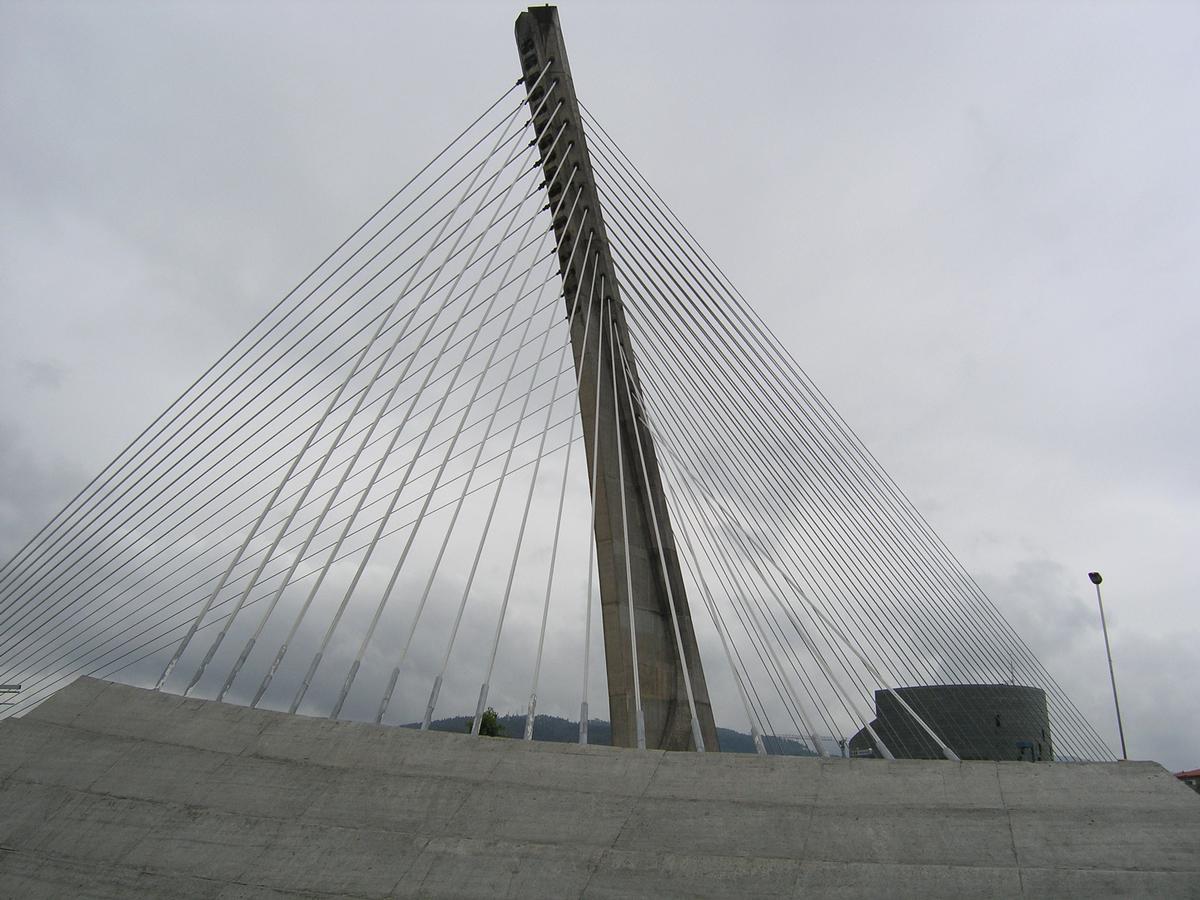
[404,713,818,756]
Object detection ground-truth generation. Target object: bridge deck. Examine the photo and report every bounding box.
[0,677,1196,898]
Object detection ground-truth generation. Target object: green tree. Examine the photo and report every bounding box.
[470,707,505,737]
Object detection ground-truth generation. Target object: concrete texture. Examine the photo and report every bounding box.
[0,678,1197,899]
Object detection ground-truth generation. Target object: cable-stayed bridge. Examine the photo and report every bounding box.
[0,7,1113,767]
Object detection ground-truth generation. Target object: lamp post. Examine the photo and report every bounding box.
[1088,572,1128,760]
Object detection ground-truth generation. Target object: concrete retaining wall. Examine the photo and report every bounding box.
[1,677,1197,898]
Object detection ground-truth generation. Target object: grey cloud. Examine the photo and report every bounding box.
[2,1,1196,770]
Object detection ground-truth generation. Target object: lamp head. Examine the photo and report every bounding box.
[1088,572,1103,585]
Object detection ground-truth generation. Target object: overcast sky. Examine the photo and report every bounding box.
[2,0,1197,771]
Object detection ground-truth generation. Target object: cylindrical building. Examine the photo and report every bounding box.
[848,684,1053,761]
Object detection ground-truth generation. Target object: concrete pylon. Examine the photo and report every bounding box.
[516,6,719,752]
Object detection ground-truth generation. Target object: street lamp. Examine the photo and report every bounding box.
[1088,572,1128,760]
